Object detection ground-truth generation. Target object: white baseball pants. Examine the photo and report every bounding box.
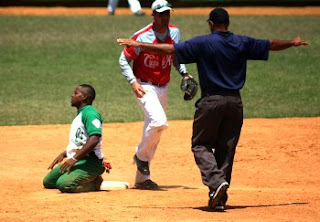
[135,82,168,183]
[108,0,142,13]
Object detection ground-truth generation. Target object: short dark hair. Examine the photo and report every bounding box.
[208,7,229,25]
[79,84,96,103]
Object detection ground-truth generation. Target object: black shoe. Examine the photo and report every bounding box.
[214,201,226,211]
[135,179,159,190]
[109,10,115,15]
[208,182,229,211]
[214,192,228,211]
[134,11,145,16]
[134,155,150,175]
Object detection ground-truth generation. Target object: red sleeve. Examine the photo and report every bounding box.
[123,46,138,60]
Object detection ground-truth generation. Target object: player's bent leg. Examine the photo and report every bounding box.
[56,158,105,193]
[134,84,168,189]
[43,165,63,189]
[137,125,166,160]
[56,170,102,193]
[137,84,168,130]
[136,85,168,162]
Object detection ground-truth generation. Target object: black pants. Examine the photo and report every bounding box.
[192,94,243,192]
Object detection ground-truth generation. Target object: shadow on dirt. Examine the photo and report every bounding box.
[129,185,198,191]
[159,185,198,190]
[127,202,308,211]
[194,202,309,212]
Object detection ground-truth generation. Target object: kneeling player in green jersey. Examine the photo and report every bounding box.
[43,84,105,193]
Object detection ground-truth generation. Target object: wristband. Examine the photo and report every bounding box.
[180,72,188,77]
[71,156,78,161]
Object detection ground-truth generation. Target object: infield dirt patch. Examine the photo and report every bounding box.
[1,6,320,15]
[0,118,320,221]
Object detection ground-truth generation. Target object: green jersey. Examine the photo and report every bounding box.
[66,105,103,159]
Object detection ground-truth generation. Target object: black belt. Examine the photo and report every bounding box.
[202,90,240,97]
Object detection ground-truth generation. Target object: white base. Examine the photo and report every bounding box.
[100,181,130,190]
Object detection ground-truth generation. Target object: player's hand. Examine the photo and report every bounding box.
[48,152,65,170]
[292,36,308,46]
[59,158,76,174]
[131,82,146,98]
[117,38,140,48]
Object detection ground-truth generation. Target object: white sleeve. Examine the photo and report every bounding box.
[119,51,137,84]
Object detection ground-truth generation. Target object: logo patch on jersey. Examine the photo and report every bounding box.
[75,128,86,146]
[92,119,101,128]
[144,54,159,68]
[143,53,173,69]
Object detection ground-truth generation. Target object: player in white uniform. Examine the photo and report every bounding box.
[119,0,189,189]
[43,84,105,193]
[108,0,145,16]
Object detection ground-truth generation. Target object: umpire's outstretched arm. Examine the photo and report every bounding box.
[117,36,308,54]
[270,36,308,51]
[117,39,175,54]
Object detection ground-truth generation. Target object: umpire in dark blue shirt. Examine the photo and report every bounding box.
[117,7,308,211]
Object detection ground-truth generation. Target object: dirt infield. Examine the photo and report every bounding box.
[0,118,319,221]
[1,6,320,15]
[1,6,320,222]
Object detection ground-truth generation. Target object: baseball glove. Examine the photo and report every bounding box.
[180,75,198,100]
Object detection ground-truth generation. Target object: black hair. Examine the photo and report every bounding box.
[79,84,96,103]
[208,7,230,25]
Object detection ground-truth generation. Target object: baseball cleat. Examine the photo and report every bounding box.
[208,182,229,211]
[134,179,159,190]
[134,155,150,175]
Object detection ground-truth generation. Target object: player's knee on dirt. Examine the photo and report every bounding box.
[55,175,81,193]
[43,177,57,189]
[57,182,97,193]
[56,173,98,193]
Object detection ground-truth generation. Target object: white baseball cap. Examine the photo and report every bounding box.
[151,0,172,13]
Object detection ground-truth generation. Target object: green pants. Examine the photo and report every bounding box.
[43,155,105,193]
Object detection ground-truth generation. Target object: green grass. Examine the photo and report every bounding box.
[0,15,319,125]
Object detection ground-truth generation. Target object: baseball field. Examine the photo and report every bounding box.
[0,6,320,222]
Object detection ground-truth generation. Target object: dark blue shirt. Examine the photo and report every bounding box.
[174,31,270,95]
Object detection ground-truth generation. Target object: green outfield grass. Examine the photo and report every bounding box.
[0,15,319,125]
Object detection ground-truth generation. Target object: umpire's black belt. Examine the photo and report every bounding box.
[202,89,240,97]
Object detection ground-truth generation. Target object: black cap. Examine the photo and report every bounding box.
[208,7,229,25]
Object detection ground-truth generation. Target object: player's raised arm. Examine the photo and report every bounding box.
[117,38,175,54]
